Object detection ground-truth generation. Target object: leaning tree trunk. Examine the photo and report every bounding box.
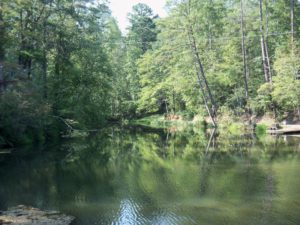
[187,25,217,127]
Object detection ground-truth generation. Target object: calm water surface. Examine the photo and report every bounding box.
[0,126,300,225]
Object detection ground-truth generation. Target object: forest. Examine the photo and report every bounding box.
[0,0,300,147]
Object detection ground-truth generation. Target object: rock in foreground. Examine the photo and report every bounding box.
[0,205,74,225]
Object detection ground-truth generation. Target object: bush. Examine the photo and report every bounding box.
[250,83,274,116]
[0,86,52,146]
[178,111,194,121]
[255,124,268,137]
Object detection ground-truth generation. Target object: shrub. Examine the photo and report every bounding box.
[0,86,52,146]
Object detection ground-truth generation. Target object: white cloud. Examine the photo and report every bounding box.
[109,0,167,33]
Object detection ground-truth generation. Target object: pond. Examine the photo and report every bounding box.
[0,126,300,225]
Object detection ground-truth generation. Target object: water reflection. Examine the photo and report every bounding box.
[112,198,196,225]
[0,127,299,225]
[113,199,144,225]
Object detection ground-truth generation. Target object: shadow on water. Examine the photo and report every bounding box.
[0,126,300,225]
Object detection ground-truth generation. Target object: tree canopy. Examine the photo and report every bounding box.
[0,0,300,146]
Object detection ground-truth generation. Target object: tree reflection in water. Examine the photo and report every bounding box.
[0,126,299,225]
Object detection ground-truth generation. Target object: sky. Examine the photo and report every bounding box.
[109,0,167,33]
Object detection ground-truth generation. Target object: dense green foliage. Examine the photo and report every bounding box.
[0,0,300,146]
[136,0,300,119]
[0,0,119,146]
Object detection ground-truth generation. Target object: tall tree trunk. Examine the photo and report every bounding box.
[208,0,213,50]
[172,90,176,114]
[165,99,169,115]
[264,41,272,82]
[208,24,212,50]
[290,0,297,79]
[259,0,272,83]
[42,52,47,98]
[0,1,4,84]
[42,19,48,98]
[265,1,272,82]
[291,0,295,45]
[0,1,4,62]
[18,9,32,79]
[240,0,249,99]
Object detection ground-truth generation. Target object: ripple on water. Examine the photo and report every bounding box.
[111,199,147,225]
[108,199,196,225]
[150,210,197,225]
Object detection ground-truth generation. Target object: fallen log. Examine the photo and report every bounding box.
[267,125,300,135]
